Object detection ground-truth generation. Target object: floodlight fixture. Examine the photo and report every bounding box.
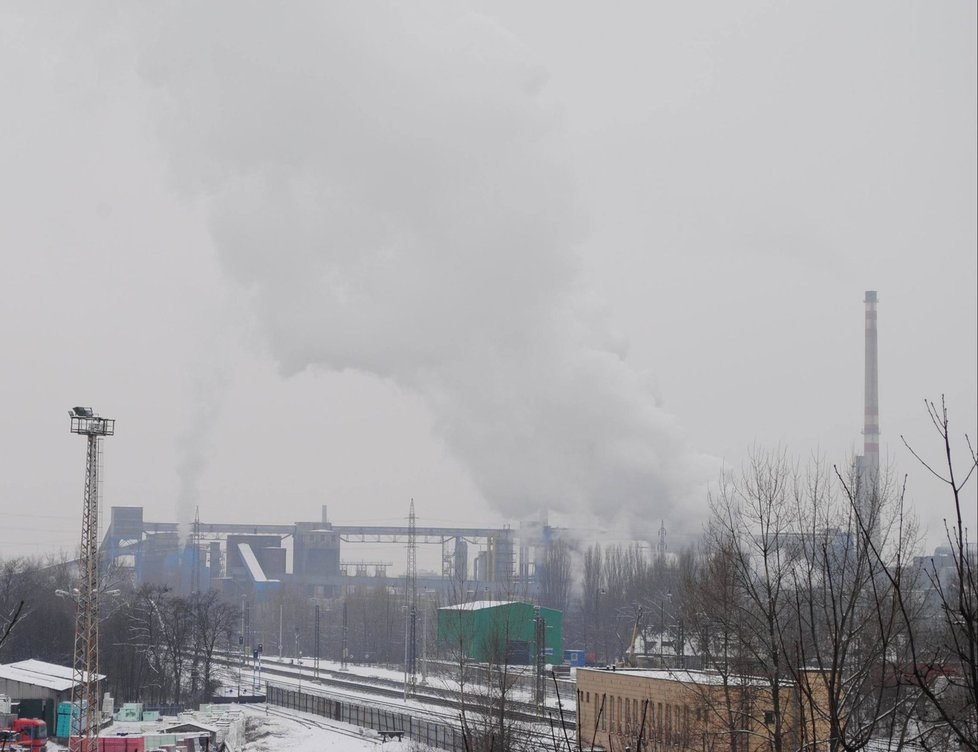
[69,407,114,437]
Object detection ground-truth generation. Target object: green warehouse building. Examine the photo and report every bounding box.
[437,600,562,665]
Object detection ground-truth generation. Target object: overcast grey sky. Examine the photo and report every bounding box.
[1,2,975,561]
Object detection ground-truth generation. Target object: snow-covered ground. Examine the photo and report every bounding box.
[237,703,436,752]
[226,653,577,713]
[97,701,428,752]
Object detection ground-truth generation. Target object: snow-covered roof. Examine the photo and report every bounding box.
[578,666,777,688]
[438,600,518,611]
[162,720,219,734]
[0,659,104,692]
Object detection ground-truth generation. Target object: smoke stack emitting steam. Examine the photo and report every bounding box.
[136,4,711,536]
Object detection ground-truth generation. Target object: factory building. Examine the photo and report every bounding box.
[100,505,559,604]
[437,601,562,665]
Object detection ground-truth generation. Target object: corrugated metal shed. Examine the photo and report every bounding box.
[437,601,562,664]
[0,660,104,693]
[0,660,105,733]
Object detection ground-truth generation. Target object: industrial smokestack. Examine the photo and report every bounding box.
[863,290,880,476]
[855,290,881,544]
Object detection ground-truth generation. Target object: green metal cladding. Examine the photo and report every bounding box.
[436,600,562,664]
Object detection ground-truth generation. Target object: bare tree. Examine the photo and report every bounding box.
[707,448,799,752]
[840,398,977,751]
[685,541,759,752]
[192,590,239,701]
[0,555,74,662]
[539,538,573,615]
[581,544,604,664]
[787,460,920,751]
[129,585,174,703]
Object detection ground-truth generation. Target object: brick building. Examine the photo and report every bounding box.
[576,667,830,751]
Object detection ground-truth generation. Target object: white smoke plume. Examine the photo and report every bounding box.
[134,2,712,536]
[175,369,226,547]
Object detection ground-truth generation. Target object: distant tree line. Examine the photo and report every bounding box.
[0,569,238,707]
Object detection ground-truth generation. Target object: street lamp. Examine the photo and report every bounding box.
[56,588,121,600]
[598,588,607,665]
[54,587,121,735]
[654,592,686,668]
[658,592,671,667]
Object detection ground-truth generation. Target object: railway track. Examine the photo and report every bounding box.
[260,681,575,752]
[213,652,577,732]
[260,703,381,745]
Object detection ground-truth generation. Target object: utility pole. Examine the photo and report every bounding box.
[341,599,349,670]
[402,605,409,700]
[406,500,418,693]
[239,595,246,697]
[420,590,429,684]
[190,507,201,595]
[252,642,262,692]
[68,406,114,752]
[314,605,321,679]
[534,607,546,711]
[659,591,673,668]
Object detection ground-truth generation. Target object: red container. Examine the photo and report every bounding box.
[100,736,146,752]
[68,736,146,752]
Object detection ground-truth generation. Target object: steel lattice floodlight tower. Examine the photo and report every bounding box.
[68,406,114,752]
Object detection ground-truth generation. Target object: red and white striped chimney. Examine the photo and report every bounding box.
[863,291,879,476]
